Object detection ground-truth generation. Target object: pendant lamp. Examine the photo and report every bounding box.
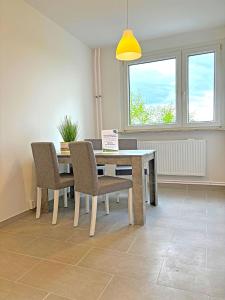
[116,0,142,61]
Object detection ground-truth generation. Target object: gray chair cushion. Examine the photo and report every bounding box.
[58,173,74,189]
[97,176,133,195]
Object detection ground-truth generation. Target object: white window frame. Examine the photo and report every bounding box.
[122,42,223,131]
[182,44,222,128]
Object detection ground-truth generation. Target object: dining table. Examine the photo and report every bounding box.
[41,149,158,225]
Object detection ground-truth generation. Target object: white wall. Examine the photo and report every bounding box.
[0,0,95,222]
[100,27,225,185]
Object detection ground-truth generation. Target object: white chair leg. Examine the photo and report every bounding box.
[63,188,68,208]
[52,190,59,225]
[90,196,98,237]
[128,188,133,225]
[85,194,90,214]
[116,192,120,203]
[74,191,80,227]
[105,194,109,215]
[36,187,42,219]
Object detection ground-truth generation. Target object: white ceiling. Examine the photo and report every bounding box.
[26,0,225,48]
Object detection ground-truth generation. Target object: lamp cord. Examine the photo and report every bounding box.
[126,0,129,29]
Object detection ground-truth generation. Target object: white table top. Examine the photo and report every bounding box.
[58,149,155,157]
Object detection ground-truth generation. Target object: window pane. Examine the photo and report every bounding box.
[188,52,215,122]
[129,58,176,126]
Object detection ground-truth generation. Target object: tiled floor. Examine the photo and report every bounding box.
[0,185,225,300]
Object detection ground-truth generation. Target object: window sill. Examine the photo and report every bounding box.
[119,126,225,134]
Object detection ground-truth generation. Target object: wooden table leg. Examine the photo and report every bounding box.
[41,188,49,213]
[132,156,146,225]
[149,153,158,206]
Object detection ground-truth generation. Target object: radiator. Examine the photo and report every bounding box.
[138,139,206,176]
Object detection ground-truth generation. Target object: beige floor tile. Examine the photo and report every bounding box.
[0,250,40,281]
[0,220,52,236]
[135,226,174,242]
[105,219,135,233]
[99,276,210,300]
[79,247,163,282]
[148,206,183,218]
[128,239,171,258]
[21,210,74,225]
[45,294,72,300]
[65,228,99,246]
[159,187,187,201]
[0,231,37,252]
[158,258,225,298]
[206,207,225,218]
[68,227,137,252]
[17,237,91,265]
[0,278,47,300]
[147,216,207,233]
[206,216,225,226]
[207,247,225,271]
[207,222,225,236]
[206,211,225,224]
[90,229,138,252]
[206,233,225,249]
[186,189,207,202]
[41,224,78,242]
[172,229,207,247]
[166,244,206,267]
[180,206,207,219]
[71,209,132,234]
[19,260,112,300]
[206,190,225,204]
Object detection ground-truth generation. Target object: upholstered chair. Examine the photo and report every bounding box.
[31,142,74,224]
[69,141,133,236]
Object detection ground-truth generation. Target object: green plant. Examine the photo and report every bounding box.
[58,116,78,142]
[160,105,175,124]
[130,92,175,125]
[130,93,151,125]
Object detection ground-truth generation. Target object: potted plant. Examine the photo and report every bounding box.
[58,116,78,151]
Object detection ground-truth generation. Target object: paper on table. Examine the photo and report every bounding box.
[101,129,118,152]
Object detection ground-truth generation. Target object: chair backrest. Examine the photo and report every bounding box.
[31,142,60,189]
[85,139,102,150]
[69,141,98,195]
[119,139,137,150]
[85,138,137,150]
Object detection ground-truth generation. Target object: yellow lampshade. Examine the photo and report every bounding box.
[116,29,142,61]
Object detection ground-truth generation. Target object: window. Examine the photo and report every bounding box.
[129,58,176,125]
[187,52,215,123]
[124,44,221,130]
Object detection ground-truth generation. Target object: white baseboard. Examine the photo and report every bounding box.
[158,179,225,186]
